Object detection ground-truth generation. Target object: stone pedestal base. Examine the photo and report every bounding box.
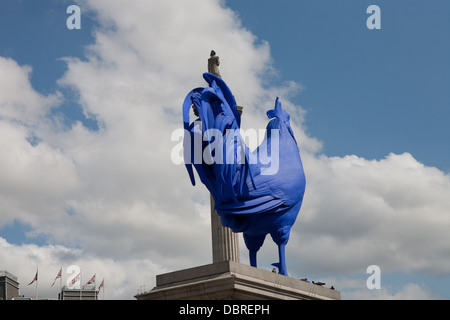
[135,261,340,300]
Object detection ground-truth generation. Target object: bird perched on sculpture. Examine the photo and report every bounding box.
[182,73,306,277]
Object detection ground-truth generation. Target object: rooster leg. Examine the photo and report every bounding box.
[272,244,288,276]
[249,250,258,268]
[243,233,266,269]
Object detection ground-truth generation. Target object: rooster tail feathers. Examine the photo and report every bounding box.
[183,74,255,201]
[183,87,204,186]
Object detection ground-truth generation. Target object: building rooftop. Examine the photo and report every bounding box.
[0,271,18,282]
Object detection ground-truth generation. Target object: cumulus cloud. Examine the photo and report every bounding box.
[0,57,61,125]
[0,57,77,227]
[0,237,161,299]
[288,152,450,276]
[0,0,449,300]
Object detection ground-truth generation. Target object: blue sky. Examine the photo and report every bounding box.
[1,1,448,169]
[0,0,449,300]
[0,0,98,129]
[226,0,450,172]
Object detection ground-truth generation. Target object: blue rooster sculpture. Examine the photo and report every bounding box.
[183,73,306,276]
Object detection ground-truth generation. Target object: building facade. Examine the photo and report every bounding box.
[0,271,20,300]
[59,285,98,300]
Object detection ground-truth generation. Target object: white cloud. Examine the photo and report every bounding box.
[0,57,61,126]
[0,0,449,300]
[288,152,450,276]
[0,58,78,227]
[0,237,161,300]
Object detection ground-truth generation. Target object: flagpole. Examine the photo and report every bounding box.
[59,266,62,298]
[28,267,38,299]
[35,266,39,300]
[97,278,104,300]
[80,268,82,301]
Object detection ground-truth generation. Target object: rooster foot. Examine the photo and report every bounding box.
[271,244,288,276]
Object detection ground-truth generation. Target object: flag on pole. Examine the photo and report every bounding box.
[71,272,80,286]
[97,279,104,295]
[85,274,96,286]
[28,269,38,285]
[51,268,62,287]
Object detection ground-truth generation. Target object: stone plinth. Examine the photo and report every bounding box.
[135,261,340,300]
